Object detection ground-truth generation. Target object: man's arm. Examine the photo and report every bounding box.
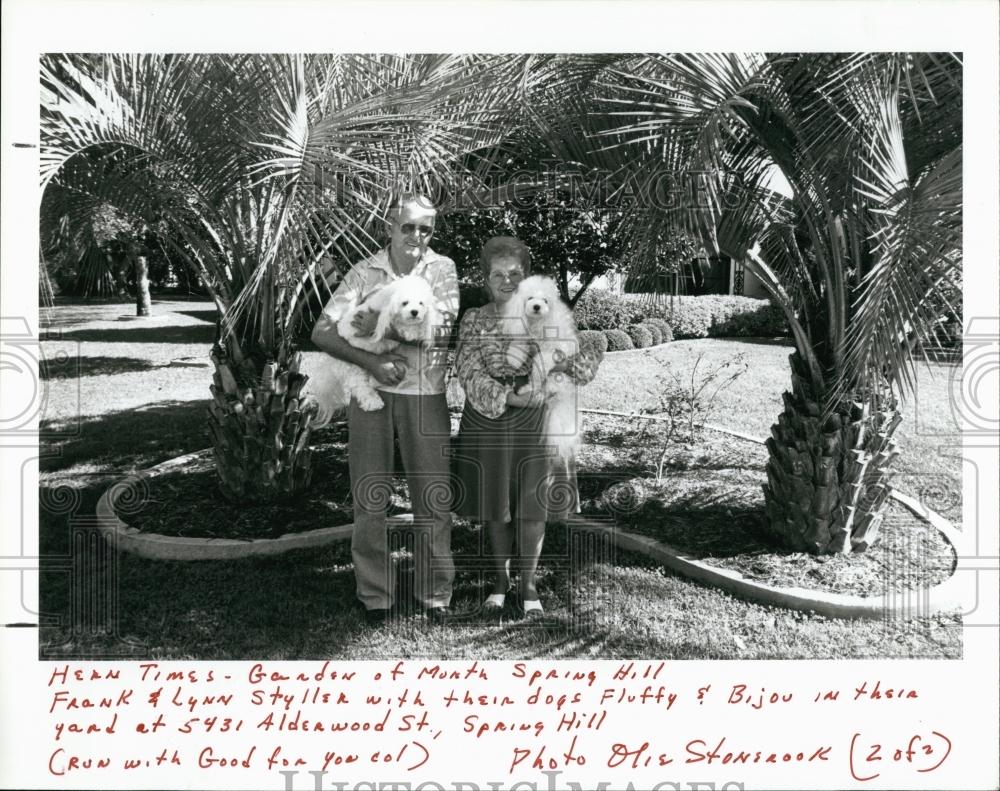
[311,264,406,386]
[313,312,407,387]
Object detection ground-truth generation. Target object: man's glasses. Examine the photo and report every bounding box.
[399,223,434,237]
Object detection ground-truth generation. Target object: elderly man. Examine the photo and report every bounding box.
[312,195,459,625]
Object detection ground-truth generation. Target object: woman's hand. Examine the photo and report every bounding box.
[506,382,544,408]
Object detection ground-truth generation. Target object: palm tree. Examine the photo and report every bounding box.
[41,53,519,503]
[540,53,962,553]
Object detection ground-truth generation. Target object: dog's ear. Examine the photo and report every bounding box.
[423,302,442,344]
[372,289,399,340]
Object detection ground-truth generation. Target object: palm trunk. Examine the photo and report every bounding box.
[206,349,318,503]
[135,254,152,316]
[763,351,902,554]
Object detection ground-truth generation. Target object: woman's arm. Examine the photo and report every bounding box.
[455,309,513,419]
[562,346,602,386]
[549,323,602,386]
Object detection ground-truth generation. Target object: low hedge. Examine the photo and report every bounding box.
[670,301,713,339]
[643,317,674,343]
[578,329,609,356]
[573,288,634,331]
[603,328,634,351]
[626,324,654,348]
[712,303,788,337]
[621,293,790,338]
[639,321,663,345]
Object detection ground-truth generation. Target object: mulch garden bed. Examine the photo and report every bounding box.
[120,414,957,597]
[577,416,957,597]
[124,421,407,541]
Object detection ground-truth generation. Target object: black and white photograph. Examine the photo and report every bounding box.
[32,48,969,660]
[2,2,998,790]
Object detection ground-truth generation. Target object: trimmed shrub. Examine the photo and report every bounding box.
[624,299,650,325]
[644,317,674,343]
[573,289,631,331]
[665,301,712,339]
[578,329,609,356]
[639,321,663,345]
[604,328,634,351]
[627,324,654,348]
[712,303,789,337]
[581,292,790,338]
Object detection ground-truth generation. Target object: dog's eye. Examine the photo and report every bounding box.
[402,300,409,306]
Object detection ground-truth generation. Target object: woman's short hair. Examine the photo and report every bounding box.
[479,236,531,276]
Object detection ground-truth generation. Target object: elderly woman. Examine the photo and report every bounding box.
[452,236,600,620]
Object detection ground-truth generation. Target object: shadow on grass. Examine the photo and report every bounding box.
[41,356,171,380]
[42,307,130,330]
[41,324,216,344]
[41,399,209,475]
[720,336,795,347]
[38,542,373,659]
[175,308,219,323]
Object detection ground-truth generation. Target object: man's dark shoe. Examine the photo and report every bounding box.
[363,608,391,626]
[425,606,452,625]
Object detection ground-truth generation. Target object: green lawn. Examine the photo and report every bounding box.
[37,300,963,660]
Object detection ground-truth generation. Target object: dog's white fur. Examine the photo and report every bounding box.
[305,275,440,424]
[501,275,580,461]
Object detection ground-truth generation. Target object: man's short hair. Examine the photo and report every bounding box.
[479,236,531,276]
[388,192,437,224]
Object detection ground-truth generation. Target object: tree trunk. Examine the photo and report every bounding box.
[568,273,597,308]
[206,349,319,503]
[40,257,56,309]
[135,254,152,316]
[762,351,902,554]
[558,263,570,304]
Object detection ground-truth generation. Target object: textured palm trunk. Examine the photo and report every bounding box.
[206,349,318,503]
[135,254,152,316]
[763,352,902,554]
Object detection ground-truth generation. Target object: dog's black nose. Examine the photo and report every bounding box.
[410,309,419,317]
[532,304,541,312]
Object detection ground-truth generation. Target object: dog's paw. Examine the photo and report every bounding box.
[357,391,387,411]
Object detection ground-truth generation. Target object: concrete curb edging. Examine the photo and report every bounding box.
[95,437,965,620]
[565,511,965,621]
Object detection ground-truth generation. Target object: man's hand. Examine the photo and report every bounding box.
[367,354,407,386]
[351,308,379,338]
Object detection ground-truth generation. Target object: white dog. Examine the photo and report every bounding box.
[502,275,580,461]
[305,274,441,424]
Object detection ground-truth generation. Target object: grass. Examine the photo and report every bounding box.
[582,338,963,522]
[575,421,956,596]
[37,298,963,660]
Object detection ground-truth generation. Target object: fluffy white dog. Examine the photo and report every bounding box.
[305,274,440,424]
[502,275,581,461]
